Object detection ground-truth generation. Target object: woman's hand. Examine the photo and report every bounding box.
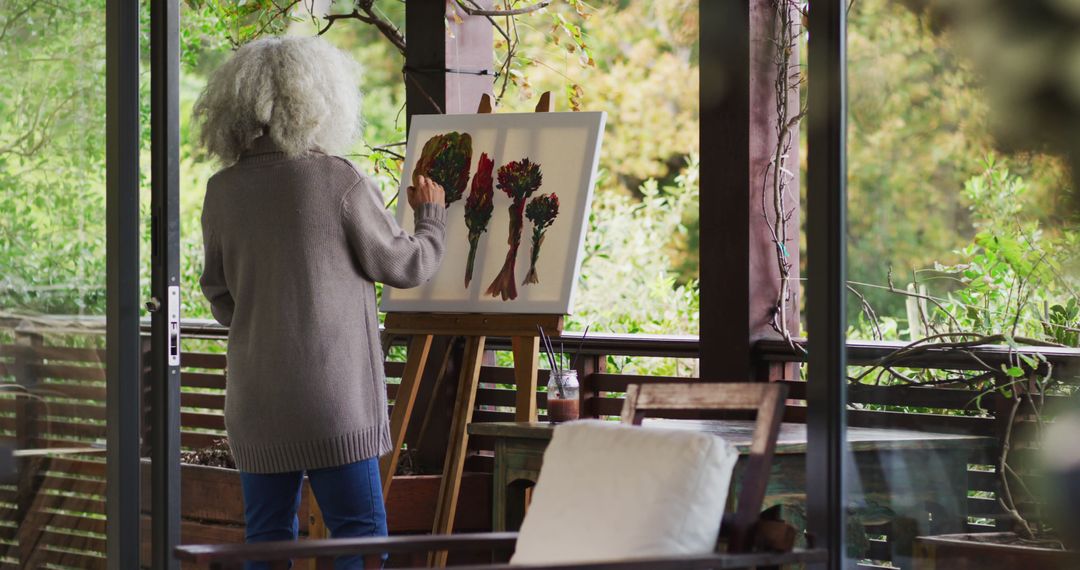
[407,175,446,210]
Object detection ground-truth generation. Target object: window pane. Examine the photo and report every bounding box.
[0,0,111,566]
[843,1,1079,567]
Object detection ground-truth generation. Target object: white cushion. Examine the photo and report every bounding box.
[510,420,739,565]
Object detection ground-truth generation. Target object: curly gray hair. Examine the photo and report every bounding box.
[193,36,363,164]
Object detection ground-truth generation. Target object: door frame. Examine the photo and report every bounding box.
[106,1,183,568]
[149,0,183,569]
[105,0,143,567]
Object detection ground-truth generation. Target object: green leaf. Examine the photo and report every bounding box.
[1001,365,1024,378]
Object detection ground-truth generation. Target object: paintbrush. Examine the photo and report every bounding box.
[537,325,558,373]
[570,325,590,370]
[546,331,559,374]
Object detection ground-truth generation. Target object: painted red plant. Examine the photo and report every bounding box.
[463,153,495,288]
[523,193,559,285]
[485,158,543,301]
[412,132,473,206]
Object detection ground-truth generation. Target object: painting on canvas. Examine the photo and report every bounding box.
[380,111,606,314]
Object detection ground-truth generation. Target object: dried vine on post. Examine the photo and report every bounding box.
[764,0,806,348]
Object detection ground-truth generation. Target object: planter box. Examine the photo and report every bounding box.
[136,463,491,567]
[385,473,492,533]
[914,533,1080,570]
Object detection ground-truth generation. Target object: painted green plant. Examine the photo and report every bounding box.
[412,132,473,206]
[486,158,544,301]
[464,153,495,288]
[523,193,560,285]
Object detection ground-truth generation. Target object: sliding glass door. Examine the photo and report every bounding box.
[0,1,181,567]
[0,0,137,567]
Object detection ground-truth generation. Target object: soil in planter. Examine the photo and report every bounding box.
[181,438,236,469]
[389,449,442,476]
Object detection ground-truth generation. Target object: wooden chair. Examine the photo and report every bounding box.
[621,382,788,554]
[175,382,825,569]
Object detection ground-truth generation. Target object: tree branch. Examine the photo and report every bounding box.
[0,0,42,44]
[320,1,406,54]
[453,0,551,17]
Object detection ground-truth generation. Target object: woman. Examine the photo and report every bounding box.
[194,36,447,569]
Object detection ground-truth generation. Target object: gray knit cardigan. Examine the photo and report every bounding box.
[200,138,447,473]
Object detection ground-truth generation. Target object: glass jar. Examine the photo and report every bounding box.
[546,369,580,423]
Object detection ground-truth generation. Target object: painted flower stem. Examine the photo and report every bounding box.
[523,193,559,285]
[485,158,543,301]
[463,153,495,288]
[486,202,526,300]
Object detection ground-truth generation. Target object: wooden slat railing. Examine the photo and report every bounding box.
[1,316,1078,568]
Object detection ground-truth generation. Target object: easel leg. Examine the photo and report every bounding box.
[430,335,486,567]
[306,481,327,546]
[511,335,540,422]
[380,334,433,496]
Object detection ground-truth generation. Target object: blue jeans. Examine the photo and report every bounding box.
[240,458,388,570]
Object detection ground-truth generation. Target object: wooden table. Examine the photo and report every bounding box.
[468,420,995,567]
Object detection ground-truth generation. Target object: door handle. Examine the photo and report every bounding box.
[168,286,180,367]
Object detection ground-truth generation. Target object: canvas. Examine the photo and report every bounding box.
[380,111,606,314]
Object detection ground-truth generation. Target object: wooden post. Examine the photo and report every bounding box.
[12,331,43,452]
[445,0,495,114]
[13,330,42,567]
[700,0,801,381]
[405,0,494,121]
[575,353,605,419]
[510,336,539,422]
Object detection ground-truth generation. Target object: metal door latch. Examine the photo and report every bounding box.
[168,286,180,367]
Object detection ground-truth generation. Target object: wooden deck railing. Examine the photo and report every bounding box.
[0,316,1078,568]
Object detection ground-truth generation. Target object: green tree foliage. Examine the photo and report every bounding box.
[575,159,699,333]
[174,0,704,335]
[845,0,1074,323]
[0,0,108,314]
[930,158,1076,344]
[494,0,701,285]
[2,0,1074,362]
[498,0,698,195]
[849,157,1079,347]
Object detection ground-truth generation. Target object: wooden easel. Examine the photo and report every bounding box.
[380,92,560,566]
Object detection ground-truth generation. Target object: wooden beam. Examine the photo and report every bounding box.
[404,1,445,120]
[700,0,801,381]
[446,0,495,114]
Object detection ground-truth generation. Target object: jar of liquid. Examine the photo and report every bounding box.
[546,369,580,423]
